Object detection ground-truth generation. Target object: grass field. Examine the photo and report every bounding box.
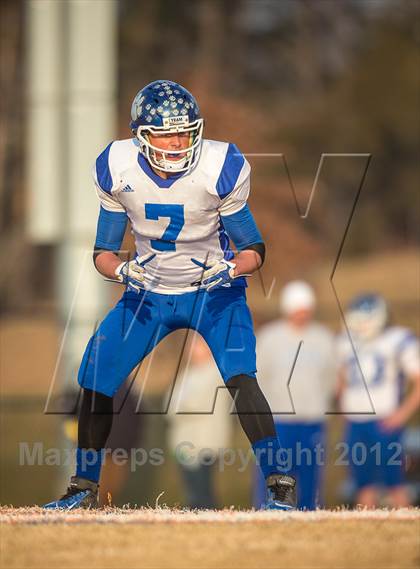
[1,507,419,569]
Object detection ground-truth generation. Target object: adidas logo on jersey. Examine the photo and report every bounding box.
[122,184,134,192]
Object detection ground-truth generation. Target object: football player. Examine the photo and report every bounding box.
[336,293,420,507]
[44,80,296,510]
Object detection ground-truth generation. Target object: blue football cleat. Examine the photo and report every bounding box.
[263,474,297,510]
[43,476,99,510]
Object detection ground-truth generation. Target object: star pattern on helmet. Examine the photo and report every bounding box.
[130,80,201,130]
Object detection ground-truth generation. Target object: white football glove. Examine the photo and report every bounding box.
[109,253,156,293]
[200,260,238,291]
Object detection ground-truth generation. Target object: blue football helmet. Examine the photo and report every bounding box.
[344,293,388,341]
[130,80,204,173]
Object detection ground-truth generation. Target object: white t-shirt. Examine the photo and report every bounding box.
[94,138,250,294]
[336,326,419,421]
[256,320,336,422]
[165,361,233,464]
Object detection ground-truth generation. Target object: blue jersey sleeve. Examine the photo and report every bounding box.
[95,142,114,194]
[217,144,251,216]
[93,142,126,213]
[94,206,128,251]
[220,204,263,250]
[216,143,245,199]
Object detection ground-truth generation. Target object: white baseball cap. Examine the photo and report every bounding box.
[280,281,316,315]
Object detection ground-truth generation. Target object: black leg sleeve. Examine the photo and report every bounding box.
[225,374,276,445]
[77,388,114,450]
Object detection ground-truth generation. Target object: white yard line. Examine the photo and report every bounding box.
[1,507,419,525]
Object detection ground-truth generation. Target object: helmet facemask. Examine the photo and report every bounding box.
[136,118,204,174]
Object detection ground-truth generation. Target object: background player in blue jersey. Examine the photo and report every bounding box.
[44,80,296,511]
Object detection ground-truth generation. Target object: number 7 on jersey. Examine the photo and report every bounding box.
[145,204,185,252]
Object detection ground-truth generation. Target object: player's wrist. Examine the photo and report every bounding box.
[233,250,261,277]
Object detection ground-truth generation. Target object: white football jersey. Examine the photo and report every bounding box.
[94,138,250,294]
[256,320,337,421]
[337,326,420,421]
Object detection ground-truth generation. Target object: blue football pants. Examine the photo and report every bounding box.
[78,286,257,397]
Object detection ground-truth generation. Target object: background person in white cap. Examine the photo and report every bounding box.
[253,281,336,509]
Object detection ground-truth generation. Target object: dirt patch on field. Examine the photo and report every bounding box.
[1,508,419,569]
